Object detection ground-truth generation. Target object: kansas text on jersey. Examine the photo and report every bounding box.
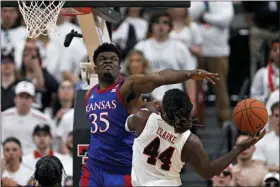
[84,77,135,174]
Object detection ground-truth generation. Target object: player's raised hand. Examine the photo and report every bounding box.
[235,130,266,152]
[188,69,220,84]
[143,99,161,114]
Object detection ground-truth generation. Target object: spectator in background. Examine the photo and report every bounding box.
[211,166,233,187]
[1,8,26,52]
[232,134,267,186]
[253,101,279,173]
[189,2,234,128]
[57,108,74,154]
[17,40,59,112]
[122,50,153,101]
[135,12,197,115]
[266,88,280,132]
[13,34,64,83]
[52,80,75,125]
[1,137,33,186]
[242,1,279,80]
[22,124,65,175]
[1,81,56,154]
[1,53,20,111]
[263,172,279,187]
[168,8,203,65]
[113,8,148,60]
[250,39,279,103]
[62,131,73,186]
[52,15,87,83]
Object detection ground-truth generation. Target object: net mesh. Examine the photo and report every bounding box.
[18,1,66,38]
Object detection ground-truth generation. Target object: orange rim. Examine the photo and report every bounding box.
[60,7,93,16]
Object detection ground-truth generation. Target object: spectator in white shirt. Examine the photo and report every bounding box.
[57,108,74,154]
[188,2,234,128]
[1,81,56,154]
[253,101,279,173]
[265,88,280,132]
[1,8,26,52]
[250,39,279,103]
[51,80,75,125]
[135,12,197,115]
[23,124,66,175]
[1,137,33,186]
[61,131,73,186]
[113,8,148,60]
[50,15,87,83]
[168,8,203,66]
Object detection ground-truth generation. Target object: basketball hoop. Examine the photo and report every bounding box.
[17,1,92,38]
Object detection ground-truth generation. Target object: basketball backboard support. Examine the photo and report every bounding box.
[1,1,191,7]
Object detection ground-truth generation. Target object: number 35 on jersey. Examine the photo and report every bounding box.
[89,112,110,133]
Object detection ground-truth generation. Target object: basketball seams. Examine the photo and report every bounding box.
[250,110,266,124]
[244,99,255,134]
[249,100,267,124]
[238,110,244,131]
[233,107,267,117]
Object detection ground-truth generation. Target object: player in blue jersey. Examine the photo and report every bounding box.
[80,43,220,187]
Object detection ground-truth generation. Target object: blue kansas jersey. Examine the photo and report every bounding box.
[84,77,135,174]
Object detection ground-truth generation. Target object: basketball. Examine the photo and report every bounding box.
[233,98,268,135]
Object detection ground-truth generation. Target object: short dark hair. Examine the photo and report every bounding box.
[3,137,21,148]
[162,89,193,133]
[271,101,280,114]
[34,156,65,186]
[93,43,122,65]
[149,12,173,34]
[2,137,22,162]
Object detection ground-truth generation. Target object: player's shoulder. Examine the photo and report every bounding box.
[2,107,17,117]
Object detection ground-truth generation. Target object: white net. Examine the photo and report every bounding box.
[17,0,66,38]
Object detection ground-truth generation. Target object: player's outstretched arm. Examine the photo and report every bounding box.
[183,131,266,179]
[120,69,219,105]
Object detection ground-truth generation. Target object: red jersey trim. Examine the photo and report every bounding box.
[96,77,122,94]
[84,85,97,109]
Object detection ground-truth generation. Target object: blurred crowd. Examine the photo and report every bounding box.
[1,1,279,187]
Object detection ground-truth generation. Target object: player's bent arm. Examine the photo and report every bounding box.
[125,109,152,137]
[183,134,242,179]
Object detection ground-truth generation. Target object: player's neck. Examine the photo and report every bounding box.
[237,158,253,168]
[99,79,118,90]
[37,147,51,157]
[6,161,20,173]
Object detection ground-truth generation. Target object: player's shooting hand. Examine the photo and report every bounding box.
[188,69,220,84]
[235,130,266,152]
[143,99,161,114]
